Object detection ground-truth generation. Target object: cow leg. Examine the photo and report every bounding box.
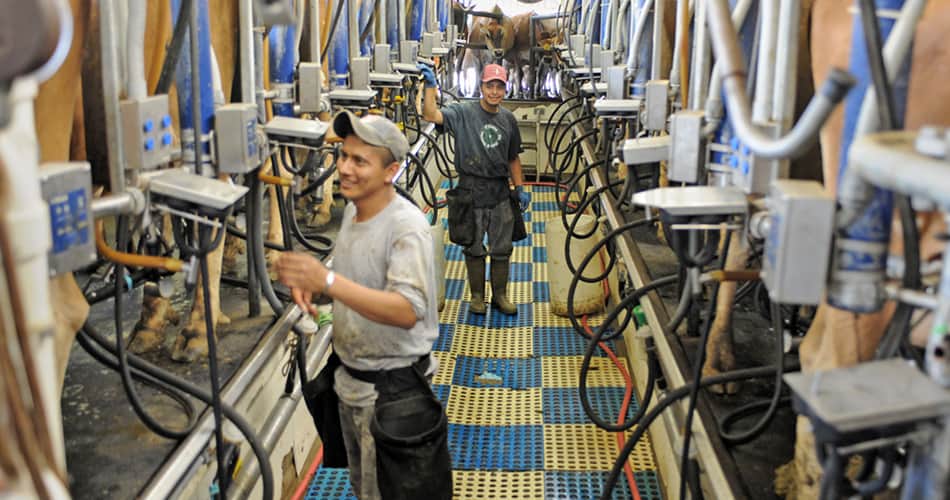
[265,161,292,280]
[309,153,336,228]
[129,282,181,353]
[171,233,229,362]
[702,233,746,394]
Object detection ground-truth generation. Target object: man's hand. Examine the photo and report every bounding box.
[418,64,438,88]
[515,186,530,211]
[276,251,328,314]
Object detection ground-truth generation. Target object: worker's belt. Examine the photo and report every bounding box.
[342,355,431,387]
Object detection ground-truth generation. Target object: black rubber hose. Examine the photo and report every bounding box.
[716,302,788,445]
[154,0,193,94]
[851,447,897,497]
[283,185,334,255]
[676,228,732,500]
[578,316,659,432]
[80,323,275,499]
[112,216,194,440]
[565,219,655,341]
[599,364,798,500]
[75,330,198,429]
[320,0,346,63]
[198,230,230,496]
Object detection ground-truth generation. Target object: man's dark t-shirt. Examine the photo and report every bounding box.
[441,101,523,207]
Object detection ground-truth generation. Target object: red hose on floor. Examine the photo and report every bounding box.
[291,445,324,500]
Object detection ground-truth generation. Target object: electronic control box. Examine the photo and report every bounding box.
[40,162,96,276]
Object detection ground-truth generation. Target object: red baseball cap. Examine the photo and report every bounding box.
[481,64,508,84]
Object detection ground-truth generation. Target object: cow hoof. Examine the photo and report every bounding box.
[170,331,209,363]
[128,324,166,354]
[218,312,232,326]
[703,365,740,394]
[308,210,332,228]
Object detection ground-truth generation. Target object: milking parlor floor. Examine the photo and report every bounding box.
[61,182,793,499]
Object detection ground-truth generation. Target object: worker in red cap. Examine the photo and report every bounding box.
[419,63,528,316]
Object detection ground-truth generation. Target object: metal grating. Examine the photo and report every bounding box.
[445,386,543,426]
[542,386,639,425]
[534,325,618,357]
[533,246,548,263]
[444,259,467,280]
[440,298,462,326]
[544,471,633,500]
[432,350,457,386]
[445,278,466,301]
[304,467,356,500]
[544,424,652,471]
[433,384,451,405]
[511,245,533,264]
[541,356,628,388]
[451,355,543,389]
[506,262,534,283]
[434,322,455,352]
[450,325,535,358]
[498,280,534,304]
[452,470,545,500]
[486,303,534,328]
[448,424,545,471]
[533,281,551,302]
[533,302,574,328]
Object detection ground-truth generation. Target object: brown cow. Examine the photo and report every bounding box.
[506,12,564,99]
[459,5,515,97]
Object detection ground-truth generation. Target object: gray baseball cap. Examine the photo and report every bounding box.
[332,110,410,164]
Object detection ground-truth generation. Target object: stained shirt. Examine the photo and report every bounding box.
[441,101,523,207]
[330,195,439,407]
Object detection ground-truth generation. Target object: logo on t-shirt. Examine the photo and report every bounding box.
[480,123,502,150]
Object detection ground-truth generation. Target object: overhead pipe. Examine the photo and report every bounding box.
[688,0,710,109]
[701,0,754,135]
[668,0,689,99]
[650,0,664,80]
[239,0,257,105]
[771,0,801,131]
[398,0,407,47]
[624,0,654,93]
[705,0,854,159]
[126,0,148,100]
[101,0,128,192]
[752,0,779,123]
[703,0,755,136]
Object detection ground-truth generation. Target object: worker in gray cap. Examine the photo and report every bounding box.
[277,111,450,499]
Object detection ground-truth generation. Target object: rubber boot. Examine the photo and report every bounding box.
[465,257,486,314]
[490,258,517,315]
